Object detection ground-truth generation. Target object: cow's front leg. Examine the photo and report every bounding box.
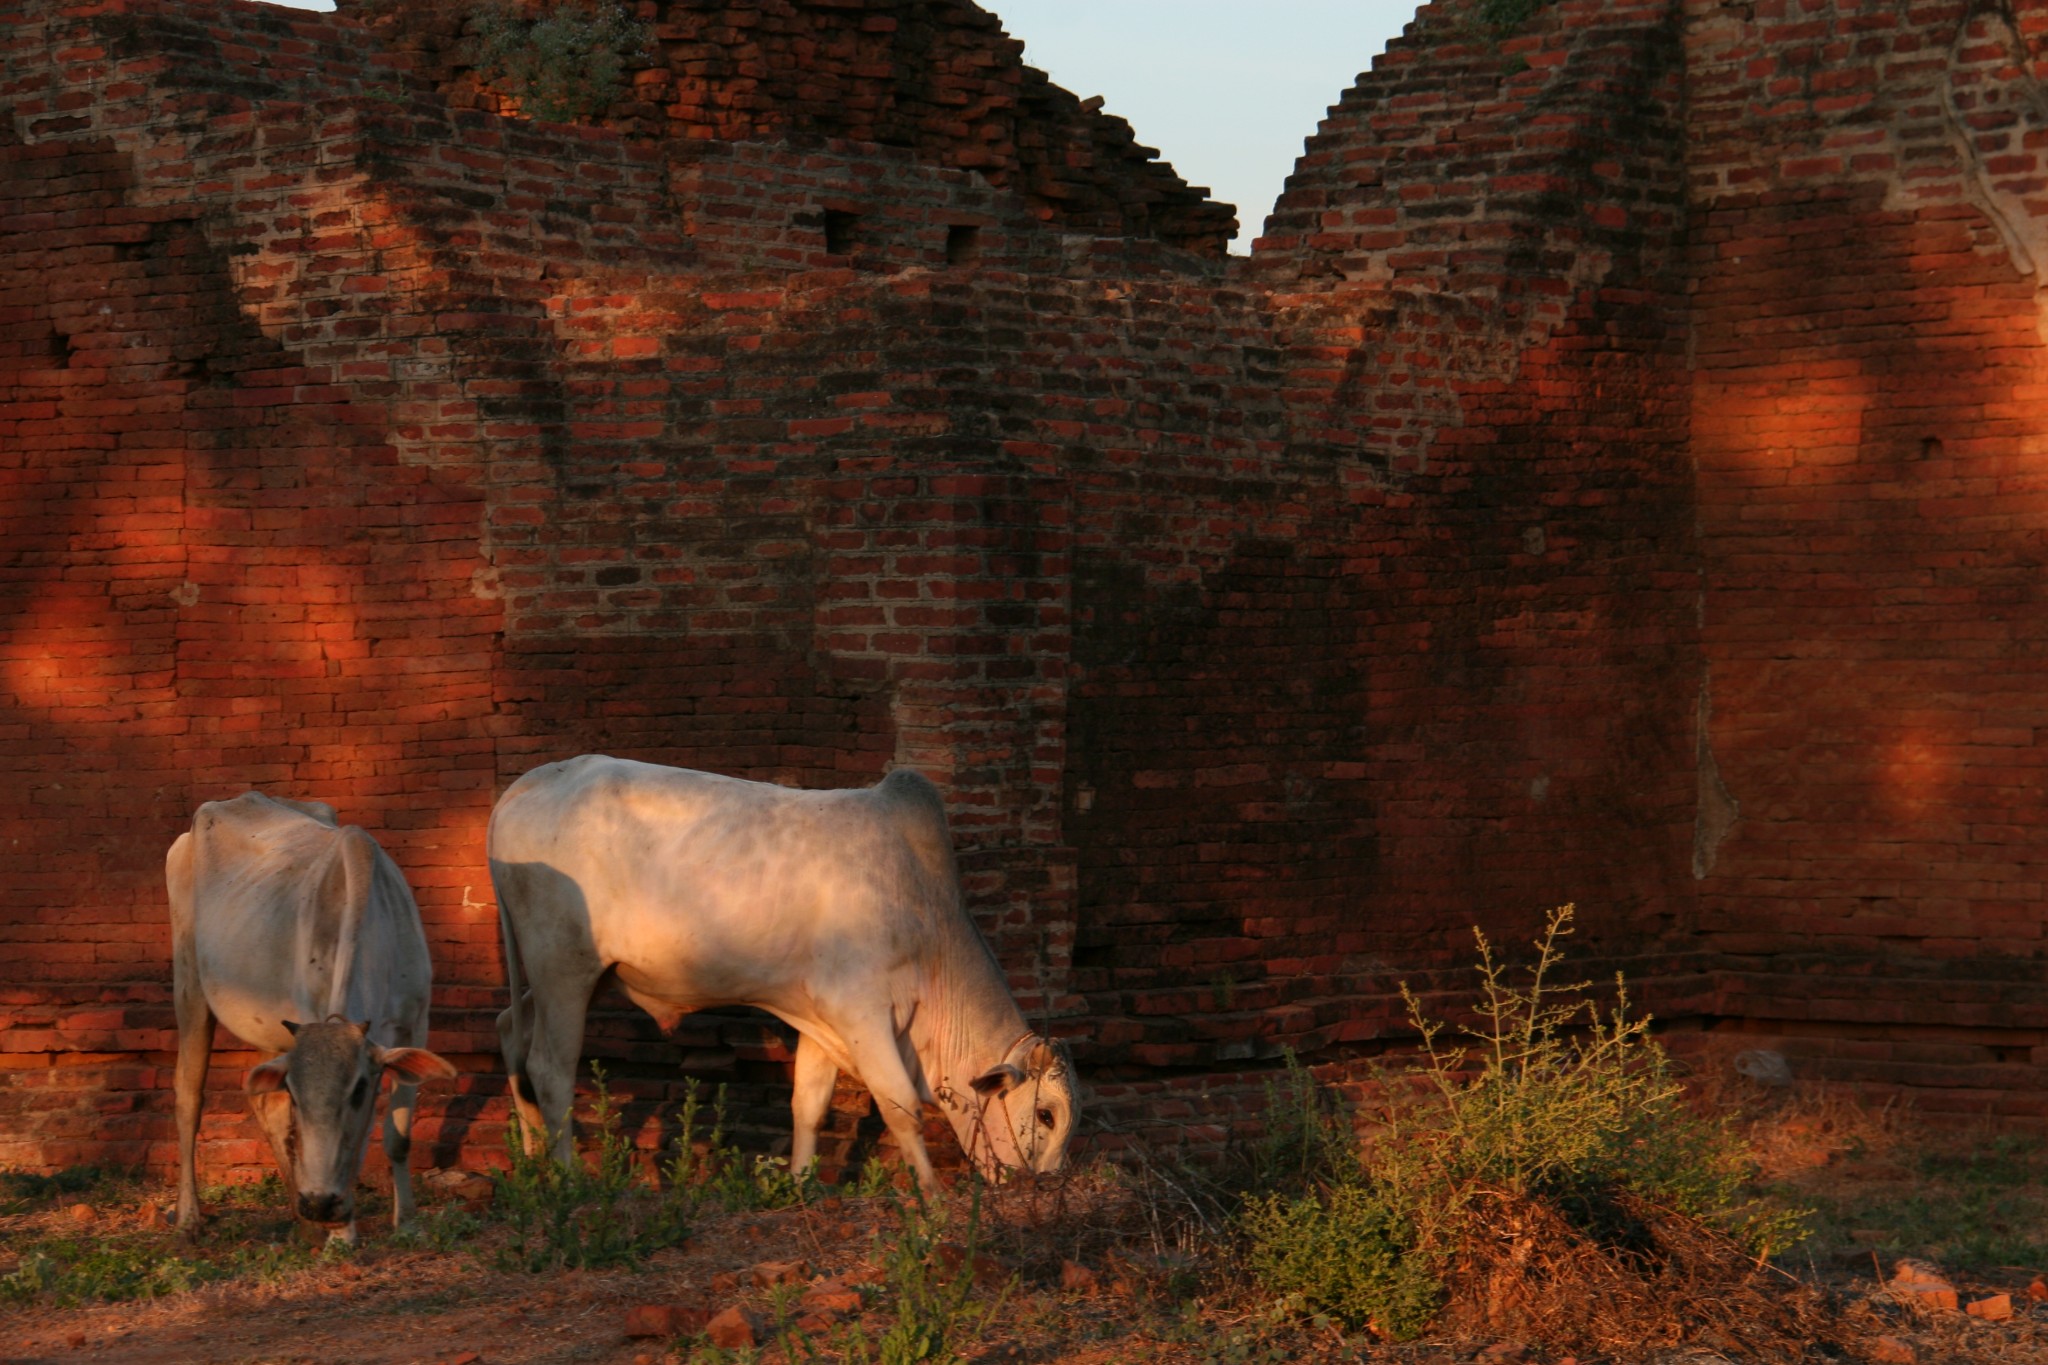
[384,1078,422,1230]
[841,1020,940,1198]
[170,981,215,1240]
[789,1034,837,1176]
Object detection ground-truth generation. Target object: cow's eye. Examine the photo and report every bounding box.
[1036,1107,1056,1129]
[349,1078,369,1107]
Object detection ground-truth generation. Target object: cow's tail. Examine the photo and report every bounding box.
[489,856,537,1138]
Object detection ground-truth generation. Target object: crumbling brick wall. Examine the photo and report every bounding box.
[5,0,2048,1182]
[347,0,1236,255]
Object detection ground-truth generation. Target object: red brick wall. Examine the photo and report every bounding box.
[1683,0,2048,1114]
[0,102,499,1165]
[6,0,2048,1183]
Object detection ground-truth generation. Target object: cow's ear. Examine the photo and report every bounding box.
[281,1019,301,1037]
[1024,1038,1065,1073]
[373,1046,458,1085]
[246,1056,290,1095]
[969,1063,1024,1096]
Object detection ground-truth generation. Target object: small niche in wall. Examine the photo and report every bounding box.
[823,208,860,256]
[946,224,981,266]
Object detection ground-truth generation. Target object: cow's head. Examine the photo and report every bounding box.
[245,1017,456,1226]
[963,1034,1077,1177]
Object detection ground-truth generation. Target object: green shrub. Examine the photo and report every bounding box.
[471,1,650,124]
[1373,906,1803,1258]
[1241,905,1809,1338]
[1240,1184,1439,1340]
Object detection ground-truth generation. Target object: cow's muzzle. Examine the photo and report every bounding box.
[297,1191,350,1225]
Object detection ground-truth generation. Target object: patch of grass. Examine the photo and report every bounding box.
[666,1077,825,1213]
[2,1165,110,1200]
[199,1171,287,1209]
[1150,1300,1327,1365]
[493,1062,693,1272]
[391,1204,488,1256]
[0,1165,134,1214]
[471,0,651,124]
[842,1153,897,1201]
[0,1232,310,1307]
[1800,1132,2048,1271]
[1246,1049,1358,1196]
[846,1187,1008,1365]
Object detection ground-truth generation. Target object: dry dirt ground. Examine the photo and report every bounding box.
[4,1081,2048,1365]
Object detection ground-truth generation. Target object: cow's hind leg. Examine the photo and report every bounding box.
[167,834,214,1239]
[385,1077,423,1232]
[496,992,547,1153]
[521,972,601,1164]
[788,1033,837,1177]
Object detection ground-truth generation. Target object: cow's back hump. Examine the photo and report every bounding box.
[867,769,957,891]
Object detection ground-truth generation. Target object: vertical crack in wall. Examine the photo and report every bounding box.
[1693,670,1738,879]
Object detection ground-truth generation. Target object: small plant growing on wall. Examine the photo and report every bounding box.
[471,1,651,125]
[1477,0,1554,32]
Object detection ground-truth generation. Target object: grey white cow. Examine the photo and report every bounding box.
[167,792,456,1243]
[488,757,1076,1195]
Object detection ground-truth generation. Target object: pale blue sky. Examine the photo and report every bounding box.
[266,0,1421,248]
[985,2,1419,245]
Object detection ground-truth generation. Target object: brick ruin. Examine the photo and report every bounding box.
[4,0,2048,1179]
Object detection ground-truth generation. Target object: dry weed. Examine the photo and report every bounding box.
[1438,1188,1837,1358]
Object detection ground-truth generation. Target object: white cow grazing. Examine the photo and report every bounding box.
[166,792,456,1243]
[489,757,1076,1194]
